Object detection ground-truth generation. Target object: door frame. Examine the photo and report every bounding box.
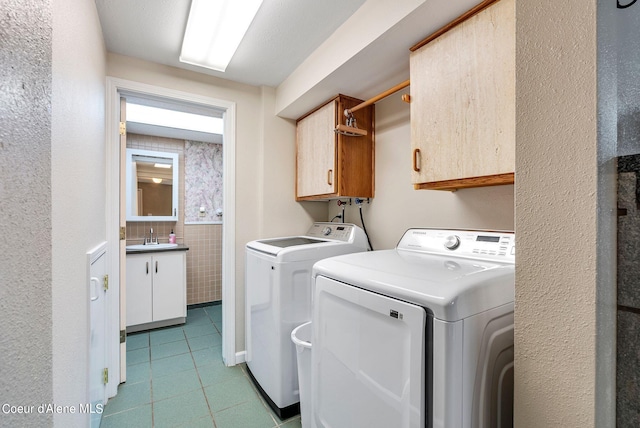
[105,77,237,395]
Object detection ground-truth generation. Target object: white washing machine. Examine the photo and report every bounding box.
[311,228,515,428]
[245,222,368,418]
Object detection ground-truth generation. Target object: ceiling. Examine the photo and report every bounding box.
[95,0,367,88]
[96,0,482,120]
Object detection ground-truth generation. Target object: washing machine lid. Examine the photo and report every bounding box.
[313,249,514,321]
[246,223,369,262]
[257,236,328,248]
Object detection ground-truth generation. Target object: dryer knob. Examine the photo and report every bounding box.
[444,235,461,250]
[322,226,332,236]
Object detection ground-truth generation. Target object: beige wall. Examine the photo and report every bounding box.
[515,1,616,426]
[328,88,515,248]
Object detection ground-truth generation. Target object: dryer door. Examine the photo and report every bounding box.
[312,276,429,428]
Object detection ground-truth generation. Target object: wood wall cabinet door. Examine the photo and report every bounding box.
[410,0,515,191]
[296,94,374,201]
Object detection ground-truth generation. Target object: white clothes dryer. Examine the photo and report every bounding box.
[311,228,515,428]
[245,222,368,419]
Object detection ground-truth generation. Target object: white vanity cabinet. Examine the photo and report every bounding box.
[126,250,186,332]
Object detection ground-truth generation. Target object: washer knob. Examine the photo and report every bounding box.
[444,235,461,250]
[322,226,332,236]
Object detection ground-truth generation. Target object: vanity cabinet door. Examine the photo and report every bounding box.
[126,254,153,326]
[152,252,186,322]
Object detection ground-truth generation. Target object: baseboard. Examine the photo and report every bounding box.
[187,301,221,309]
[235,350,246,364]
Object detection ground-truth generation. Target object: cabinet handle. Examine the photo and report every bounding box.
[90,277,100,301]
[412,149,421,172]
[327,169,333,185]
[155,261,158,274]
[146,262,149,275]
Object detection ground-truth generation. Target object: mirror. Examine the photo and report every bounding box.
[126,148,179,221]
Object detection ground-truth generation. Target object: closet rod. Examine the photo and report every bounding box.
[347,79,410,114]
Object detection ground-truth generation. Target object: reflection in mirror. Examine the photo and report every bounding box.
[126,148,179,221]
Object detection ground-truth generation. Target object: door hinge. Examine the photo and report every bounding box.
[102,368,109,384]
[120,227,126,240]
[119,121,126,135]
[120,330,126,344]
[103,274,109,291]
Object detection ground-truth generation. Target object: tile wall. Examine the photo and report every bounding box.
[616,154,640,425]
[126,133,222,305]
[185,224,223,303]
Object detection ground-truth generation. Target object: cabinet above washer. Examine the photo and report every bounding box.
[295,94,374,201]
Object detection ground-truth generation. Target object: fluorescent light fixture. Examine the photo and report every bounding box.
[180,0,264,72]
[154,163,172,169]
[126,103,223,134]
[152,178,163,184]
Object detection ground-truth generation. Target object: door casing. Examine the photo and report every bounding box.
[105,77,237,396]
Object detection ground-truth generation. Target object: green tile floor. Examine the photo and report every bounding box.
[102,304,302,428]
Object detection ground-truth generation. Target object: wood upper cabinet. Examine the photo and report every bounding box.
[296,94,374,200]
[409,0,515,191]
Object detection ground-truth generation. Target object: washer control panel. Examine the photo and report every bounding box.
[306,222,355,242]
[398,228,515,262]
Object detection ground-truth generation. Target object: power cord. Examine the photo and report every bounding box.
[355,198,373,251]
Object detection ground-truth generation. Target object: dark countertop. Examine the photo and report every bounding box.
[125,244,189,255]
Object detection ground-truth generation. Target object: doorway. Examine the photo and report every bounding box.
[105,77,237,397]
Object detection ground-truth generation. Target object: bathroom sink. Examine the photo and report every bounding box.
[126,243,178,251]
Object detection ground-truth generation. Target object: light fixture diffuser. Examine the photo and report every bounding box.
[126,103,223,134]
[180,0,264,72]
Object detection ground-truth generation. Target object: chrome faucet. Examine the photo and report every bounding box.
[145,228,158,245]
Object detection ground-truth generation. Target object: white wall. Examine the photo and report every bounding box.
[328,88,515,249]
[51,0,107,426]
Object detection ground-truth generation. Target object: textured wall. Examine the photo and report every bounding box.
[515,1,606,427]
[0,1,53,426]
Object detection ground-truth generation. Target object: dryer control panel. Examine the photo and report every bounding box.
[397,228,515,263]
